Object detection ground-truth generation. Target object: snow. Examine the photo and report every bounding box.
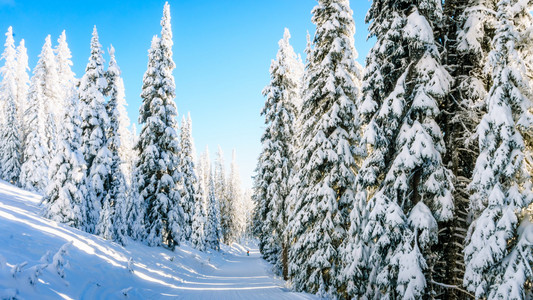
[0,180,316,299]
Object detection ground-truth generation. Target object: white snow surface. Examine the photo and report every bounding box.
[0,180,316,299]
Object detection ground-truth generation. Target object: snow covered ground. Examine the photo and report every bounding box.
[0,180,317,299]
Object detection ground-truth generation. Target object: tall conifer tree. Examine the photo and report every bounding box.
[178,114,199,241]
[255,28,302,278]
[44,88,87,229]
[464,1,533,298]
[287,0,364,297]
[79,26,110,233]
[15,40,29,146]
[0,27,21,184]
[358,1,454,298]
[136,2,184,248]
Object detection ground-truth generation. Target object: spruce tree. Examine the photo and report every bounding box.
[0,27,21,184]
[55,30,77,130]
[178,113,198,241]
[214,146,232,244]
[437,1,496,297]
[98,45,128,244]
[125,164,145,241]
[464,1,533,298]
[256,28,302,278]
[194,146,212,248]
[38,35,61,163]
[19,77,48,193]
[136,2,184,248]
[191,181,207,251]
[185,118,206,251]
[287,0,364,297]
[358,1,454,298]
[205,173,221,251]
[20,37,61,193]
[43,87,87,229]
[79,26,110,233]
[15,39,29,146]
[228,149,245,241]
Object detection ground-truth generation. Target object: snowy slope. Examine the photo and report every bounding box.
[0,180,317,299]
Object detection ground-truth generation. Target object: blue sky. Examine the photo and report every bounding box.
[0,0,373,189]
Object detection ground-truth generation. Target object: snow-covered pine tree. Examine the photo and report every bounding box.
[241,189,256,240]
[198,146,211,197]
[98,45,128,244]
[358,1,454,299]
[55,31,77,129]
[283,30,307,280]
[286,0,364,297]
[136,2,184,248]
[228,149,245,241]
[0,27,22,184]
[43,86,87,229]
[214,146,233,244]
[252,159,268,255]
[191,179,206,251]
[20,35,63,192]
[255,28,302,278]
[125,164,145,241]
[185,119,207,251]
[79,26,110,233]
[464,0,533,298]
[15,39,29,147]
[178,113,199,242]
[205,172,221,251]
[37,35,61,164]
[19,68,48,193]
[436,1,496,297]
[122,123,136,187]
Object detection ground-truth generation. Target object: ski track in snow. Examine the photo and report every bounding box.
[0,180,317,299]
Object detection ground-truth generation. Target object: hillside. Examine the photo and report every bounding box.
[0,180,316,299]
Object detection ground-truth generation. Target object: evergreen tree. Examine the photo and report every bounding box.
[136,2,184,248]
[255,28,302,278]
[358,1,454,299]
[464,1,533,298]
[214,146,232,244]
[178,113,199,242]
[228,150,245,241]
[436,1,496,297]
[19,79,48,193]
[191,180,206,251]
[38,35,61,163]
[15,39,29,146]
[20,35,63,192]
[193,146,213,250]
[205,173,221,251]
[125,164,145,241]
[55,30,77,132]
[43,87,87,229]
[98,45,128,244]
[287,0,364,297]
[0,27,21,184]
[79,26,110,233]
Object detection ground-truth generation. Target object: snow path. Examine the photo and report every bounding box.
[0,180,316,299]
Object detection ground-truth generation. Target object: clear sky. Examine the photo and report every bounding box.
[0,0,373,189]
